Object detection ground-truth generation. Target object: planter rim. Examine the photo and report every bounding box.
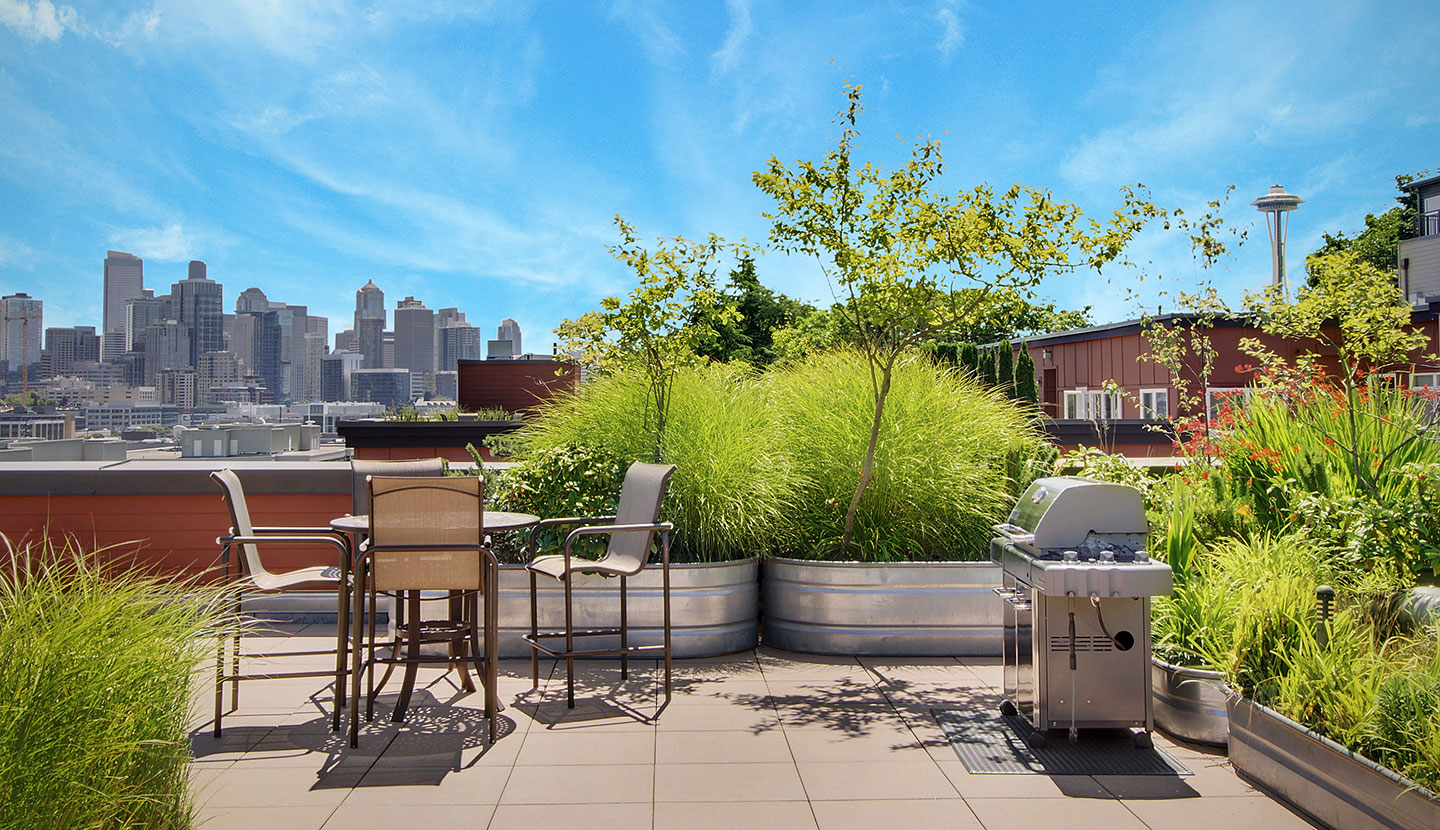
[498,556,759,571]
[1151,656,1227,683]
[765,556,995,568]
[1234,696,1440,803]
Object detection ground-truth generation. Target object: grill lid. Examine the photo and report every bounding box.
[1003,476,1147,550]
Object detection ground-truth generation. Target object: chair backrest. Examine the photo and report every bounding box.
[350,457,446,516]
[366,475,485,591]
[210,469,274,583]
[600,462,677,573]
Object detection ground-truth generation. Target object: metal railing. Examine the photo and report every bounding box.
[1419,208,1440,238]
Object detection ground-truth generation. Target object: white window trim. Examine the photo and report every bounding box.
[1063,388,1124,421]
[1205,387,1252,421]
[1139,388,1170,421]
[1411,372,1440,390]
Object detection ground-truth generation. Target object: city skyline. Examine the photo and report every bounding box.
[1,2,1438,343]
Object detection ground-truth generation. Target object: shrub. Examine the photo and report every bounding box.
[514,362,801,562]
[769,349,1043,562]
[0,533,225,829]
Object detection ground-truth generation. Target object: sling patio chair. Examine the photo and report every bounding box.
[210,468,353,736]
[522,462,677,710]
[350,457,447,517]
[350,475,499,746]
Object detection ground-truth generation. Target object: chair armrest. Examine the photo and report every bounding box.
[217,533,351,560]
[526,515,619,554]
[559,522,675,573]
[252,525,346,536]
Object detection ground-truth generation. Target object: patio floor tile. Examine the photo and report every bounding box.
[794,759,959,801]
[654,761,807,802]
[500,763,654,804]
[488,802,651,829]
[1121,795,1317,829]
[321,803,494,829]
[811,798,983,830]
[654,800,819,829]
[965,796,1149,830]
[657,728,793,764]
[197,805,338,830]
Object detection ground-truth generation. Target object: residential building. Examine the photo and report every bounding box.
[1400,173,1440,300]
[0,293,43,381]
[457,356,578,414]
[300,331,326,402]
[197,351,241,397]
[157,367,198,409]
[102,250,144,361]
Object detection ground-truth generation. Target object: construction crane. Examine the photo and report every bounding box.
[3,305,40,395]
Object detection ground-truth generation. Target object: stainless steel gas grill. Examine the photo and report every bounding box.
[990,476,1172,748]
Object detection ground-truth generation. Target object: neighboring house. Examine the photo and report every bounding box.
[1400,172,1440,301]
[1017,304,1440,457]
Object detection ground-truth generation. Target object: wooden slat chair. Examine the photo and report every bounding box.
[522,462,677,710]
[350,475,499,747]
[210,469,352,736]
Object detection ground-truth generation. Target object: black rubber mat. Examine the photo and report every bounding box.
[931,709,1191,775]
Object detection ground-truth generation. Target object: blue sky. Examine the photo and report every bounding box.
[2,0,1437,347]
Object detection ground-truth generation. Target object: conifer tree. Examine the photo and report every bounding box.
[997,343,1014,395]
[1015,344,1038,405]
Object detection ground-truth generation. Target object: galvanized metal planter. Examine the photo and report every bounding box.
[1151,657,1229,747]
[761,558,1002,656]
[495,557,759,659]
[1228,696,1440,830]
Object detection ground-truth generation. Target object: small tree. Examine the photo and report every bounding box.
[959,342,979,376]
[556,216,746,461]
[979,349,998,388]
[997,343,1015,396]
[1014,344,1038,405]
[754,82,1159,554]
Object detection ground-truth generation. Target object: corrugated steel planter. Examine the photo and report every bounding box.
[1151,658,1229,747]
[1228,696,1440,830]
[761,558,1001,656]
[494,558,759,659]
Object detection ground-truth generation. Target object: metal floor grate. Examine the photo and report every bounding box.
[931,709,1191,775]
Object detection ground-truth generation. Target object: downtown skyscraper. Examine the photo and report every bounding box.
[101,250,144,362]
[171,260,223,367]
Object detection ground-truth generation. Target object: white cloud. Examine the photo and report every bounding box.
[110,223,196,262]
[0,0,78,42]
[935,2,963,59]
[0,232,34,267]
[712,0,751,73]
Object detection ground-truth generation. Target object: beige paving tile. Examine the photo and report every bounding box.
[654,800,819,829]
[321,803,494,829]
[1122,795,1315,829]
[514,727,655,765]
[935,760,1111,799]
[666,678,772,705]
[654,701,781,732]
[488,802,651,829]
[757,649,870,682]
[343,766,507,804]
[521,696,660,731]
[657,728,794,764]
[966,796,1148,829]
[783,725,929,762]
[1094,761,1260,799]
[795,760,958,801]
[500,763,654,804]
[196,766,363,808]
[655,761,807,802]
[196,804,337,830]
[811,798,982,830]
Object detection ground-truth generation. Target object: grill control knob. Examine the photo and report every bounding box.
[1099,550,1116,563]
[1062,550,1079,562]
[1134,550,1149,562]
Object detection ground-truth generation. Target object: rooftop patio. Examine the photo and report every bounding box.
[188,625,1312,830]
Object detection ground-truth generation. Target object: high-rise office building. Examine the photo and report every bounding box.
[497,318,522,354]
[197,350,240,396]
[41,325,98,378]
[143,320,191,385]
[124,291,163,354]
[393,297,435,375]
[300,332,325,402]
[438,324,483,371]
[351,368,412,410]
[437,307,466,329]
[102,250,144,361]
[321,351,363,402]
[235,287,268,313]
[355,280,385,369]
[231,311,260,375]
[0,293,43,379]
[254,309,287,400]
[172,261,223,367]
[335,329,357,354]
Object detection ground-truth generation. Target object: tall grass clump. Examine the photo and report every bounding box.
[515,362,801,561]
[769,348,1043,562]
[0,533,225,829]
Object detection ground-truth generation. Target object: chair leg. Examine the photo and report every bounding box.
[230,588,242,707]
[350,559,366,748]
[332,571,348,732]
[366,584,378,723]
[663,533,672,705]
[214,622,225,738]
[392,592,423,723]
[564,573,575,709]
[620,575,629,681]
[451,590,476,693]
[529,570,539,689]
[487,567,499,741]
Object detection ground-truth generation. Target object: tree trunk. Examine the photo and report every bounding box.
[840,364,892,557]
